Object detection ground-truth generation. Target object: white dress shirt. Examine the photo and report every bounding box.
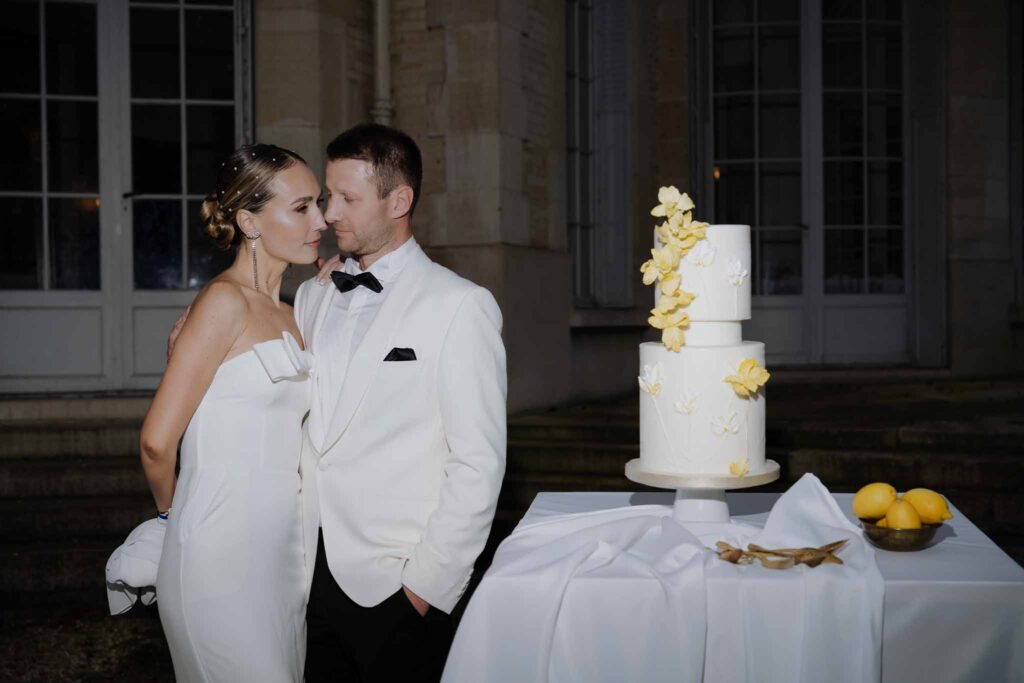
[311,237,420,448]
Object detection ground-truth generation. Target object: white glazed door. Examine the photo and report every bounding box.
[709,0,909,365]
[0,0,248,393]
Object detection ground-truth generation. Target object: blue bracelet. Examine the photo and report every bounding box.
[157,509,171,520]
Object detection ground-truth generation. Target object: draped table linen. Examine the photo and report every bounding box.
[443,478,1024,683]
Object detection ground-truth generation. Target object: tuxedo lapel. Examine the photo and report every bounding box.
[321,249,431,454]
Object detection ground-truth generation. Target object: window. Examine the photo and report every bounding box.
[0,0,101,291]
[711,0,802,296]
[822,0,904,294]
[129,0,242,290]
[567,0,632,309]
[567,0,595,305]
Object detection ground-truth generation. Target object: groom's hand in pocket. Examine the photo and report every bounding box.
[402,585,430,617]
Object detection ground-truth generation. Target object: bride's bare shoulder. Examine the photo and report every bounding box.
[189,278,250,328]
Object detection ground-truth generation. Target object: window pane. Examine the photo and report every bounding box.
[867,25,901,90]
[715,163,755,224]
[1,1,40,94]
[132,104,181,194]
[576,224,593,302]
[823,24,862,89]
[759,162,801,225]
[49,197,100,290]
[46,2,97,96]
[0,197,43,289]
[867,0,901,21]
[714,28,754,92]
[47,101,98,192]
[760,228,802,295]
[566,152,578,223]
[714,96,754,159]
[187,105,235,195]
[759,26,799,91]
[868,161,901,225]
[824,93,863,157]
[825,160,864,225]
[824,0,861,21]
[187,199,234,288]
[131,8,180,99]
[714,0,753,24]
[867,93,901,157]
[185,9,234,100]
[759,94,800,158]
[825,229,864,293]
[134,200,183,290]
[868,228,903,293]
[579,153,592,225]
[759,0,798,22]
[0,99,42,191]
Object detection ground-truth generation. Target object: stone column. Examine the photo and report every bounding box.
[393,0,573,412]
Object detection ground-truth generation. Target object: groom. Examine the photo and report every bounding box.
[294,123,506,681]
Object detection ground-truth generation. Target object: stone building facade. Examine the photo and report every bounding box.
[1,0,1021,413]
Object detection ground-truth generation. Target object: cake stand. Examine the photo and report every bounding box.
[625,459,780,523]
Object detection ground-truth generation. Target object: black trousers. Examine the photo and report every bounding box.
[304,530,454,683]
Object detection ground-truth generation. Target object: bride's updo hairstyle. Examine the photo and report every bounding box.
[200,143,307,251]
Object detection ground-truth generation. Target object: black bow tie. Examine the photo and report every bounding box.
[331,270,383,294]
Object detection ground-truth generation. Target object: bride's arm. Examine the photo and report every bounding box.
[140,281,248,514]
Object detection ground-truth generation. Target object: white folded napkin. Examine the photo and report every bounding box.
[105,517,166,615]
[700,473,884,683]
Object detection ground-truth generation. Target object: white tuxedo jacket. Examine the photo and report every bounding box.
[293,246,507,614]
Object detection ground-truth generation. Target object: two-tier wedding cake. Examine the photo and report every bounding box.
[637,187,770,478]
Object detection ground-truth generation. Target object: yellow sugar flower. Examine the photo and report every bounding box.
[648,307,689,330]
[724,358,771,398]
[659,272,682,296]
[655,289,696,313]
[640,259,660,285]
[729,458,750,477]
[650,186,695,218]
[651,244,681,273]
[662,325,686,352]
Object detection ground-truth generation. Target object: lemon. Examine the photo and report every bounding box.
[852,482,897,519]
[902,488,953,524]
[875,517,888,528]
[885,499,922,530]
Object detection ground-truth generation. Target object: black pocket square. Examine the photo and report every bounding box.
[384,347,417,362]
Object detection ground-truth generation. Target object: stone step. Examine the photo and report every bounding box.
[783,448,1024,493]
[0,495,153,542]
[0,455,148,498]
[0,419,142,458]
[0,539,114,600]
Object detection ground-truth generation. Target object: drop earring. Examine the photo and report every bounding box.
[244,232,262,292]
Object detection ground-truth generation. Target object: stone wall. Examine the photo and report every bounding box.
[254,0,374,297]
[946,0,1024,374]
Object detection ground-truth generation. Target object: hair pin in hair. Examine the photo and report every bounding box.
[233,166,237,171]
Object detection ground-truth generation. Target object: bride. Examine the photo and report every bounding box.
[139,143,326,681]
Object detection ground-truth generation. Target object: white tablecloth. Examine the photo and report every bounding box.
[444,491,1024,683]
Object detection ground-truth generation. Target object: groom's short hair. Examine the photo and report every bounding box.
[326,123,423,216]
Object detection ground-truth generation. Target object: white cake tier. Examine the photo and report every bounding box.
[684,321,741,346]
[638,340,766,477]
[655,223,751,321]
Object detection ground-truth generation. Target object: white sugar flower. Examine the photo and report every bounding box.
[727,257,749,287]
[638,363,664,396]
[685,239,716,267]
[710,411,739,436]
[674,390,699,416]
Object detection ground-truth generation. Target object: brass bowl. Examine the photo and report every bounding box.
[860,519,941,551]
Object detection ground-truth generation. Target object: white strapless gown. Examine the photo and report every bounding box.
[157,332,312,682]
